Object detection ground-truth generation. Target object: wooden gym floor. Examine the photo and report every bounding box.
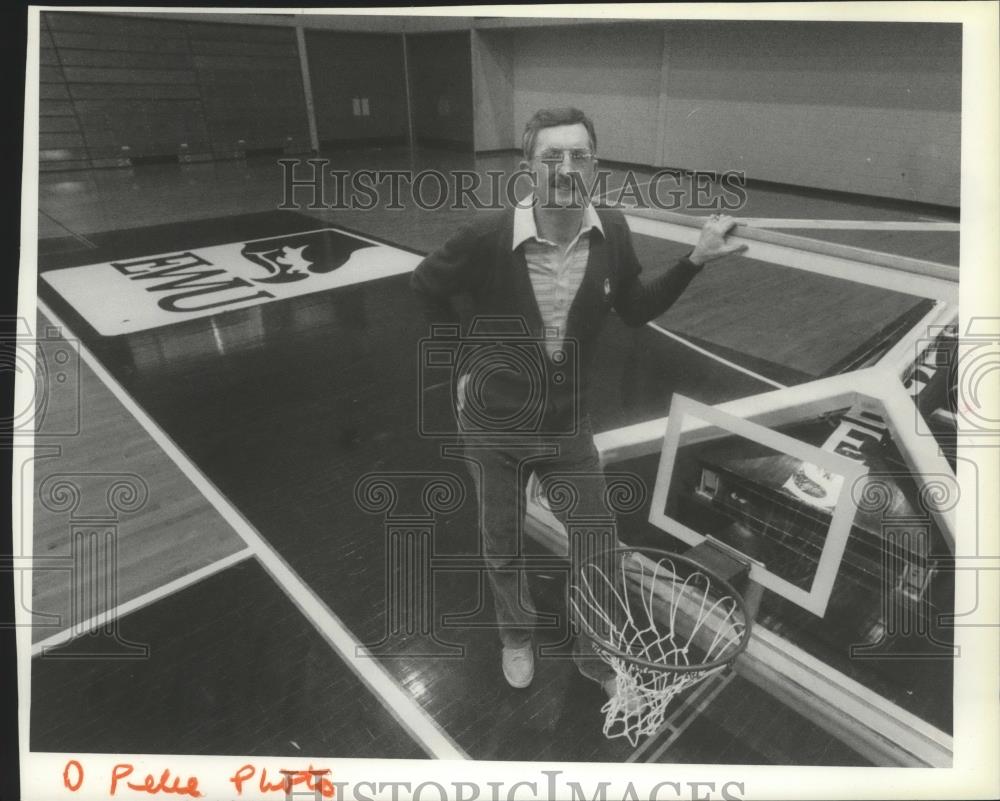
[28,146,957,764]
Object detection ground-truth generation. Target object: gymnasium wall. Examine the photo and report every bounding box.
[306,31,408,146]
[471,30,515,152]
[40,12,206,170]
[408,32,475,150]
[511,24,664,165]
[128,12,477,34]
[38,12,962,207]
[659,22,961,206]
[39,11,311,169]
[507,21,961,206]
[188,21,311,159]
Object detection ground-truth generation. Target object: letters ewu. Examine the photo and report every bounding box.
[112,251,274,313]
[114,231,368,308]
[41,229,421,336]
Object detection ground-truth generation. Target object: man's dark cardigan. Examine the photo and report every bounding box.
[410,206,703,430]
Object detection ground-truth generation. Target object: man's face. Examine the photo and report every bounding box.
[523,123,596,208]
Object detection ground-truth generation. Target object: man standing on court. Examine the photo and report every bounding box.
[411,107,747,691]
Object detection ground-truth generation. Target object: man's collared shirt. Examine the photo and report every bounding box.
[512,202,604,359]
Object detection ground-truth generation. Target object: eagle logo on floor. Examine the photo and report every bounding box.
[41,227,422,335]
[240,231,369,284]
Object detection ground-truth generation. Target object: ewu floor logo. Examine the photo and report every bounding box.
[41,228,421,335]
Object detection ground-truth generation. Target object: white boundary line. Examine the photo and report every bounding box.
[738,219,959,231]
[30,548,253,657]
[745,622,954,766]
[37,298,469,761]
[645,322,786,390]
[625,213,957,302]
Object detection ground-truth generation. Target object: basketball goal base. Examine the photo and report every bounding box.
[684,539,764,621]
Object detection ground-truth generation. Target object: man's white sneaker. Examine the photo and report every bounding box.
[502,645,535,688]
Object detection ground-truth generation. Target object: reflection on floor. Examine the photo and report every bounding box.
[31,149,958,764]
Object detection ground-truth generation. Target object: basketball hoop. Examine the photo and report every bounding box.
[571,546,753,746]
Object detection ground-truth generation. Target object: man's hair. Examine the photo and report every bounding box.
[521,107,597,161]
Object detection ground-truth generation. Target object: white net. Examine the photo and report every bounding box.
[572,549,750,746]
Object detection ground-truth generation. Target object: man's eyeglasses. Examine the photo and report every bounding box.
[537,149,595,167]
